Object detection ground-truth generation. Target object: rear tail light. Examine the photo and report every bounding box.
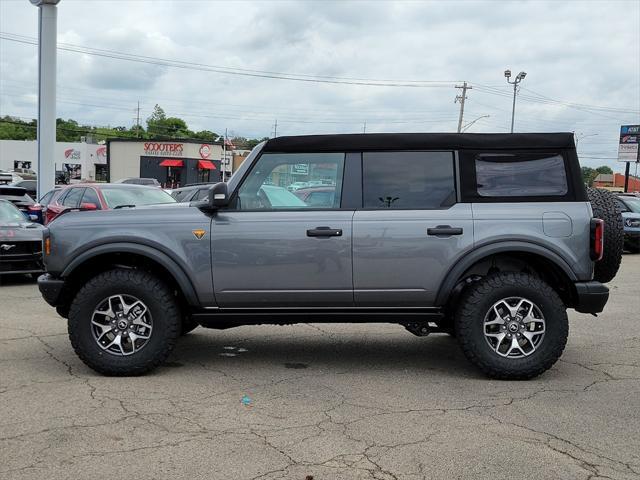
[590,218,604,261]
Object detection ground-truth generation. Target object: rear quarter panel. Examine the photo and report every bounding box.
[472,201,594,281]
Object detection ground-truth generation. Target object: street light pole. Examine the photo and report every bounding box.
[504,69,526,133]
[461,115,490,132]
[31,0,61,199]
[574,132,598,146]
[221,128,227,182]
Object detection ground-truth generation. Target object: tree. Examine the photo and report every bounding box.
[581,166,596,186]
[1,109,266,146]
[0,116,36,140]
[146,104,192,139]
[582,165,614,186]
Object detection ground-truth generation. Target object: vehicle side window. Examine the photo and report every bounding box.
[170,189,185,201]
[236,153,344,210]
[305,191,335,207]
[61,188,85,207]
[475,153,567,197]
[81,188,102,209]
[39,191,54,206]
[363,151,455,209]
[615,199,629,212]
[195,188,210,201]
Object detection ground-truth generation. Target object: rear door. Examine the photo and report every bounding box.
[352,151,474,306]
[211,152,356,307]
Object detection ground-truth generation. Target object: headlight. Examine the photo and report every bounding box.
[625,218,640,228]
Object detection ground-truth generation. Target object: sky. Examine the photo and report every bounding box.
[0,0,639,173]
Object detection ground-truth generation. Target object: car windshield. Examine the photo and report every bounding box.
[0,201,26,223]
[623,197,640,213]
[100,187,176,209]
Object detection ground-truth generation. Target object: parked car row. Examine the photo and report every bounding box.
[0,199,44,277]
[616,193,640,253]
[41,183,176,224]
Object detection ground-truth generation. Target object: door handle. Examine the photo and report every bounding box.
[307,226,343,237]
[427,225,463,237]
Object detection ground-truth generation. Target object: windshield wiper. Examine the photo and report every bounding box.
[113,204,136,209]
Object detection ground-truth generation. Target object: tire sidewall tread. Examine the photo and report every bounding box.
[68,269,181,376]
[455,272,568,380]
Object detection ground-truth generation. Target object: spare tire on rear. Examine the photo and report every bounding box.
[587,187,623,283]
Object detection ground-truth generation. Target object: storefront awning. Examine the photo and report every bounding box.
[159,159,184,167]
[197,160,216,170]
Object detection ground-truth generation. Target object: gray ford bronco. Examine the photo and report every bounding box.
[38,133,623,379]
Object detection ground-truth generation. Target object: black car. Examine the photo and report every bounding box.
[10,179,37,199]
[0,185,41,221]
[0,199,44,278]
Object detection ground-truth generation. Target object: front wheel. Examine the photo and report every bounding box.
[454,273,568,380]
[68,269,181,376]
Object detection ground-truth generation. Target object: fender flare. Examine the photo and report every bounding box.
[61,242,200,306]
[434,241,578,306]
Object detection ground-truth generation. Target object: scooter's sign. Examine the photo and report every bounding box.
[143,143,184,156]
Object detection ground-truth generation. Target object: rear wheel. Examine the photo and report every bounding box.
[455,272,568,380]
[68,269,181,376]
[587,187,623,283]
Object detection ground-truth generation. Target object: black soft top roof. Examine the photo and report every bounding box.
[262,132,576,153]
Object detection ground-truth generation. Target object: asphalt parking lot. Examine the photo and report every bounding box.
[1,255,639,480]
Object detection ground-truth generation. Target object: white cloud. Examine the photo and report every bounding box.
[0,0,638,172]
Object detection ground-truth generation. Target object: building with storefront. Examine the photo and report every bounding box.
[593,172,640,192]
[0,139,107,183]
[107,139,225,188]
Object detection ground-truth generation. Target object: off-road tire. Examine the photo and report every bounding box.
[68,269,181,376]
[587,187,623,283]
[454,272,568,380]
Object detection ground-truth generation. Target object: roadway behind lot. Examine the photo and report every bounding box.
[1,255,639,480]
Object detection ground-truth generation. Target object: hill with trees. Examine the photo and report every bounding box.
[0,104,268,149]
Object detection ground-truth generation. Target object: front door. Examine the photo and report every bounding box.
[352,151,474,306]
[212,152,354,307]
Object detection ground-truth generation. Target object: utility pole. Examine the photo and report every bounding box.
[135,101,140,137]
[30,0,61,199]
[222,128,227,183]
[455,82,471,133]
[363,121,367,133]
[504,69,527,133]
[272,119,278,138]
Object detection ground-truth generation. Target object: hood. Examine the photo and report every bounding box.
[0,222,43,241]
[48,202,196,229]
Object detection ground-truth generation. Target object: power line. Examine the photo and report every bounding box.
[0,32,460,89]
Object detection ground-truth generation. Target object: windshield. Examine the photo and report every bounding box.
[623,197,640,213]
[100,187,176,209]
[0,201,26,223]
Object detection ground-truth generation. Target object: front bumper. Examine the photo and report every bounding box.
[37,273,65,307]
[574,281,609,314]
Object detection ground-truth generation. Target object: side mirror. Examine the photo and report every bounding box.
[208,182,229,209]
[80,202,98,210]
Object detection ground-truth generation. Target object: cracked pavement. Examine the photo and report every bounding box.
[1,255,639,480]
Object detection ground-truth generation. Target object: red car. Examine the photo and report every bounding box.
[44,183,175,224]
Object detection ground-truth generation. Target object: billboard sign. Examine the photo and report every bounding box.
[618,125,640,162]
[290,164,309,175]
